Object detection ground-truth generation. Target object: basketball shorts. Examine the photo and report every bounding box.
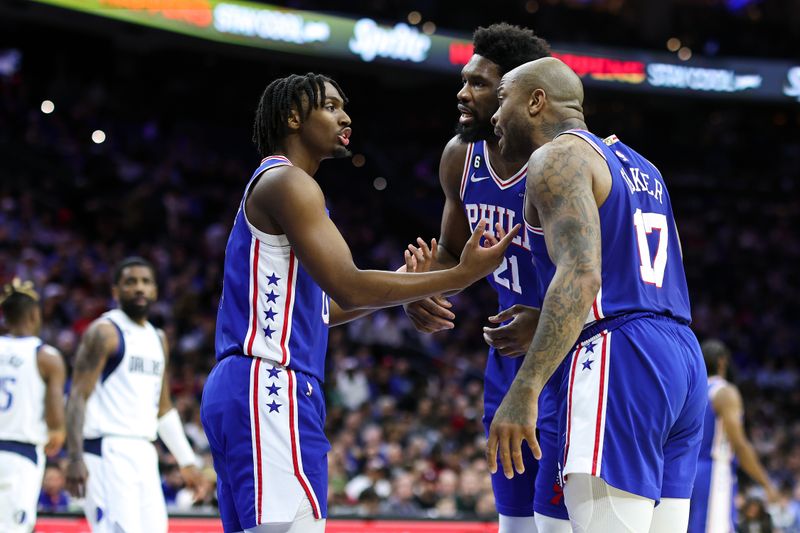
[0,442,45,533]
[83,435,166,533]
[688,458,736,533]
[559,312,707,502]
[201,355,328,533]
[484,350,569,519]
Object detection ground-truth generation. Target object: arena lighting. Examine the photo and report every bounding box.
[352,154,366,168]
[29,0,800,102]
[666,37,681,52]
[373,177,387,191]
[407,11,421,24]
[678,47,693,61]
[422,21,436,35]
[41,100,55,114]
[91,130,106,144]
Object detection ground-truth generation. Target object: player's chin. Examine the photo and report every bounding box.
[331,145,352,159]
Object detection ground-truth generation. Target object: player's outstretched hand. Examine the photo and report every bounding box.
[65,458,89,498]
[458,220,520,284]
[483,304,541,357]
[487,382,540,479]
[402,237,455,332]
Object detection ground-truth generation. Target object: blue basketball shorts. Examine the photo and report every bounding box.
[688,458,737,533]
[484,350,569,520]
[558,313,707,502]
[201,355,328,532]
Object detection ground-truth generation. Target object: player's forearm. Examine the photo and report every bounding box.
[736,441,774,490]
[65,392,87,460]
[513,268,600,392]
[333,267,470,311]
[328,303,375,327]
[45,390,66,432]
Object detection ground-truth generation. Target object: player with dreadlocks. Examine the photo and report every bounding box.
[401,24,571,532]
[201,72,519,533]
[0,278,66,533]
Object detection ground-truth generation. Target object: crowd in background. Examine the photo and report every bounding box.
[1,14,800,530]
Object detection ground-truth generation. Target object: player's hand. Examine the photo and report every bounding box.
[483,305,540,357]
[487,381,540,479]
[765,484,781,504]
[404,237,437,273]
[45,428,66,457]
[402,237,455,332]
[180,464,203,489]
[458,220,520,284]
[65,458,89,498]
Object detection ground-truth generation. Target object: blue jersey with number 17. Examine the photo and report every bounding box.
[557,130,692,324]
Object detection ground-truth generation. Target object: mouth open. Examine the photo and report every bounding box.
[458,105,474,125]
[337,128,351,147]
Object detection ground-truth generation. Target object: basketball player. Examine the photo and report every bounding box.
[200,72,517,533]
[487,57,707,533]
[402,23,570,533]
[688,339,778,533]
[0,278,66,533]
[64,257,202,533]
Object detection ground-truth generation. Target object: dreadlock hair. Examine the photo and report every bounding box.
[473,23,551,75]
[252,73,348,158]
[0,278,39,326]
[113,256,155,285]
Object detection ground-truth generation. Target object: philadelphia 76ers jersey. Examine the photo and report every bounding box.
[215,156,330,382]
[557,130,692,324]
[458,141,551,418]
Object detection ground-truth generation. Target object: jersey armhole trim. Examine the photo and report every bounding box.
[243,164,291,247]
[459,143,474,200]
[100,319,125,384]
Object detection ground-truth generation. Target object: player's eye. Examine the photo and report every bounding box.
[325,104,335,111]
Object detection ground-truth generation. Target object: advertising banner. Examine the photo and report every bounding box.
[29,0,800,103]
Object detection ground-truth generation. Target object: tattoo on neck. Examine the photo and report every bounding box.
[541,118,587,141]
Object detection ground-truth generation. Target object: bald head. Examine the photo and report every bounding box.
[507,57,584,114]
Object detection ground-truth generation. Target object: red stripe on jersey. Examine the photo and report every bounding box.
[564,345,582,466]
[246,240,261,356]
[287,370,321,519]
[252,358,264,522]
[279,250,296,365]
[591,332,609,475]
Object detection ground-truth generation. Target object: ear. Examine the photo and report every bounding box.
[287,109,302,132]
[528,88,546,116]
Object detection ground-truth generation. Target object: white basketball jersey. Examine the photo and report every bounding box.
[0,335,47,445]
[83,309,165,440]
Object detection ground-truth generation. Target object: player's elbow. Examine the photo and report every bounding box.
[578,269,602,300]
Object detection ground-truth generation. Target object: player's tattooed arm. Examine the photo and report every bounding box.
[65,320,118,497]
[488,139,601,478]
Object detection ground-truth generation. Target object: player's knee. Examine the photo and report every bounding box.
[564,473,655,533]
[499,514,538,533]
[648,497,690,533]
[534,512,572,533]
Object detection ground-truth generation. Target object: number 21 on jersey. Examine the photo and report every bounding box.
[633,208,668,288]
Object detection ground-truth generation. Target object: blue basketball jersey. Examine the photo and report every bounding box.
[528,130,691,325]
[215,156,330,381]
[459,141,560,437]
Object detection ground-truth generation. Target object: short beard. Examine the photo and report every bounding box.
[120,300,150,322]
[332,146,352,159]
[455,121,497,143]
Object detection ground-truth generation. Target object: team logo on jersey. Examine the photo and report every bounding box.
[306,381,314,397]
[615,150,629,162]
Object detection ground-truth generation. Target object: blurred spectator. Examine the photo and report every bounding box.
[38,464,70,512]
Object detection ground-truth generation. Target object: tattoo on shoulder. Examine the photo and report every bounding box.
[74,322,116,373]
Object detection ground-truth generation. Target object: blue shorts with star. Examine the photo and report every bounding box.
[201,355,329,532]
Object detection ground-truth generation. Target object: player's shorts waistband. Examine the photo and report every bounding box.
[83,435,155,457]
[578,312,689,344]
[0,439,38,463]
